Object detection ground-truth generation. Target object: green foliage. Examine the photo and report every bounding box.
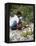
[21,31,27,37]
[21,30,32,37]
[27,29,32,35]
[9,5,33,23]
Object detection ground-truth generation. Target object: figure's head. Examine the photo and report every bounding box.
[16,11,22,17]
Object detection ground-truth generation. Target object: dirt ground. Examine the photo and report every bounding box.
[9,23,34,41]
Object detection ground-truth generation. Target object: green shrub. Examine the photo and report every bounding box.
[27,28,32,35]
[21,27,32,37]
[21,31,27,37]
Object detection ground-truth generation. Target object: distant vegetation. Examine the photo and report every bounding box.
[9,5,34,23]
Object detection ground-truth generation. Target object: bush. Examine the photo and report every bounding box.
[21,27,33,37]
[9,5,33,23]
[21,31,27,37]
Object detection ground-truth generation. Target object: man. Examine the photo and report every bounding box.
[9,11,22,30]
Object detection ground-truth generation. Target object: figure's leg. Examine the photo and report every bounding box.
[11,21,17,30]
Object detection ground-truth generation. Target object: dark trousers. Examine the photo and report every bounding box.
[11,21,17,30]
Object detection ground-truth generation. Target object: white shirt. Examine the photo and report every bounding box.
[9,15,19,27]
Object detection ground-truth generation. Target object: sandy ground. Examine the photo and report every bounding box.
[9,23,34,41]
